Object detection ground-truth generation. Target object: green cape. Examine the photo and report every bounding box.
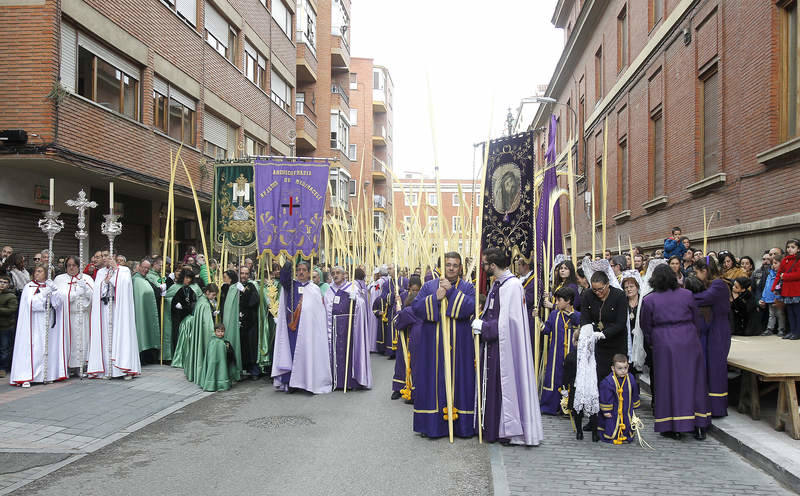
[221,285,242,382]
[145,269,161,287]
[257,280,277,370]
[199,336,238,391]
[162,282,202,361]
[180,296,215,384]
[132,272,161,352]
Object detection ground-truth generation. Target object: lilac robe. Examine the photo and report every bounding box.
[479,270,544,446]
[540,309,581,415]
[640,288,711,432]
[366,280,381,353]
[393,305,421,397]
[598,372,640,443]
[325,282,371,390]
[693,279,731,417]
[372,276,397,357]
[411,278,476,438]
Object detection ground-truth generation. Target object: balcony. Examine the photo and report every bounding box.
[372,124,387,147]
[295,101,317,151]
[296,38,318,83]
[373,194,387,211]
[372,157,387,180]
[331,83,350,114]
[331,27,350,71]
[373,88,387,113]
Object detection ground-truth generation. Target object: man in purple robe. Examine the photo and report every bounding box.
[373,265,397,358]
[473,248,543,446]
[367,269,382,353]
[515,256,537,352]
[392,276,422,401]
[355,268,378,354]
[411,253,476,438]
[324,267,371,390]
[271,261,331,394]
[540,286,581,415]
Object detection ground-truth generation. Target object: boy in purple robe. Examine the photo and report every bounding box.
[372,266,397,358]
[540,286,581,415]
[325,267,371,391]
[411,253,476,438]
[598,354,640,444]
[473,248,544,446]
[392,276,422,401]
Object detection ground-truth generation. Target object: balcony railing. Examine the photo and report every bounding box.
[373,125,386,139]
[296,101,316,119]
[373,88,386,103]
[372,158,387,175]
[373,195,387,209]
[331,25,350,52]
[331,83,350,106]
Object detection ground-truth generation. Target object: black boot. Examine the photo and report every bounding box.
[590,415,599,442]
[391,391,401,400]
[694,427,706,440]
[575,412,584,440]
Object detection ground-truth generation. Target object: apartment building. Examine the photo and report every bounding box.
[531,0,800,259]
[0,0,296,259]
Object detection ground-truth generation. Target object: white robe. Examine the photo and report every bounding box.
[54,273,94,369]
[87,266,141,378]
[9,282,69,384]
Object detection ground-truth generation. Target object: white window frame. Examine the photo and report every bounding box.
[349,73,358,90]
[404,193,418,207]
[271,70,292,113]
[403,215,411,232]
[427,192,437,206]
[348,143,357,161]
[452,216,462,233]
[349,108,358,126]
[428,216,438,233]
[452,193,460,206]
[272,0,292,37]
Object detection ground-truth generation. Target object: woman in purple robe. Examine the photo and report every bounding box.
[640,265,710,440]
[324,267,369,391]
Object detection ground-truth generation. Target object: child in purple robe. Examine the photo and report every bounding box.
[540,286,581,415]
[392,277,422,401]
[598,354,640,444]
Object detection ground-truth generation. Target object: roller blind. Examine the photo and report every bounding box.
[78,32,139,79]
[204,2,229,48]
[153,76,169,96]
[170,85,196,111]
[60,22,77,91]
[204,112,227,148]
[176,0,196,26]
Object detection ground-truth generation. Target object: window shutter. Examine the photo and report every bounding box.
[170,85,196,111]
[60,22,77,92]
[176,0,196,26]
[204,112,227,148]
[153,76,169,96]
[205,2,229,48]
[258,53,267,69]
[78,33,139,79]
[244,40,257,59]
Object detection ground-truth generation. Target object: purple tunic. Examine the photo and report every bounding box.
[693,279,731,417]
[411,278,476,438]
[279,264,308,386]
[480,280,504,442]
[326,282,362,390]
[640,288,711,433]
[394,305,421,397]
[598,372,640,443]
[372,276,397,357]
[540,309,580,415]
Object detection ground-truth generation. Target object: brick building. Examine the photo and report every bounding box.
[530,0,800,260]
[0,0,296,261]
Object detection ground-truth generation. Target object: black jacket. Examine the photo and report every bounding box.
[580,286,628,364]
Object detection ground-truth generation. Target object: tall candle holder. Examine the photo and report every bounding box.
[101,213,122,378]
[38,208,64,384]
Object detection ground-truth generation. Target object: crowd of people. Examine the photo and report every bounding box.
[0,229,798,447]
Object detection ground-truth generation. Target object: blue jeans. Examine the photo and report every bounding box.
[0,327,13,371]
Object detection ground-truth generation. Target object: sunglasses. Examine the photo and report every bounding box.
[34,257,41,261]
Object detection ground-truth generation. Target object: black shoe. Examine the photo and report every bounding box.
[582,422,592,432]
[760,329,774,336]
[789,334,800,340]
[782,333,793,339]
[591,429,599,442]
[391,391,401,400]
[576,429,584,440]
[660,431,682,440]
[694,428,706,440]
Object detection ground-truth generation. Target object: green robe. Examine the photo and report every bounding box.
[145,270,161,287]
[199,336,237,391]
[162,282,202,361]
[132,272,161,352]
[221,285,242,382]
[178,296,215,384]
[257,280,277,370]
[171,315,192,369]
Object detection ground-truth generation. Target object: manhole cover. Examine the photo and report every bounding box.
[246,416,314,429]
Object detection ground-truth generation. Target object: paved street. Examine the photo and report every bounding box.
[0,358,795,495]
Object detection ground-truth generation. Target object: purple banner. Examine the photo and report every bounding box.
[254,159,330,258]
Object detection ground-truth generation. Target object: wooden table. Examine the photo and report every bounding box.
[728,335,800,440]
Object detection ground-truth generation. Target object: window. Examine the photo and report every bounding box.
[452,216,462,233]
[373,69,385,90]
[595,46,603,104]
[403,216,411,232]
[782,2,799,140]
[348,143,357,161]
[76,46,140,120]
[272,0,292,37]
[404,193,418,206]
[244,41,267,91]
[296,92,305,115]
[245,134,267,157]
[330,112,350,152]
[427,192,437,206]
[296,0,317,51]
[594,157,603,219]
[349,108,357,126]
[153,77,196,146]
[350,73,358,90]
[271,70,292,112]
[618,139,628,210]
[428,216,438,233]
[701,68,720,177]
[164,0,196,26]
[348,179,356,196]
[617,6,628,72]
[204,112,230,159]
[650,112,664,197]
[332,0,350,39]
[650,0,663,30]
[452,193,460,206]
[373,211,385,232]
[205,2,237,64]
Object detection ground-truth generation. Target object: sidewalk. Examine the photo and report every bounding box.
[0,365,210,494]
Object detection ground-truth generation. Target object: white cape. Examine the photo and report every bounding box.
[271,281,331,394]
[87,266,141,378]
[9,282,69,384]
[54,273,93,369]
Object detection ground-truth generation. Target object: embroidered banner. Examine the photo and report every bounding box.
[212,164,257,254]
[254,159,330,258]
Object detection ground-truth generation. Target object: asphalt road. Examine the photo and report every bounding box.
[15,356,492,496]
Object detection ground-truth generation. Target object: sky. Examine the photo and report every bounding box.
[350,0,564,180]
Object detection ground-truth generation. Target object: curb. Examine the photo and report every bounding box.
[489,444,510,496]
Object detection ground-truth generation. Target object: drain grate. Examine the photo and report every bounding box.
[245,416,314,430]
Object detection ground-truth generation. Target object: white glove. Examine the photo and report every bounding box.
[592,331,605,341]
[236,282,245,292]
[169,273,176,281]
[561,389,569,398]
[348,290,356,301]
[159,283,167,291]
[175,302,183,310]
[213,310,220,317]
[471,319,483,335]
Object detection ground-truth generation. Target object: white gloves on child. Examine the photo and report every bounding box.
[471,319,483,335]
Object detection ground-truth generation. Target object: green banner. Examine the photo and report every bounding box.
[212,164,257,254]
